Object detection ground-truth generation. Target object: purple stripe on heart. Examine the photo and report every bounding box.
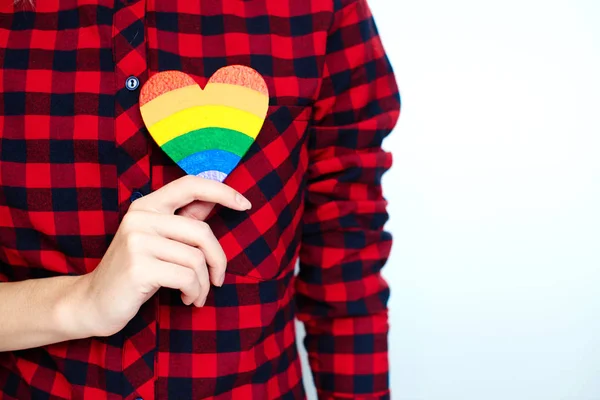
[197,170,228,182]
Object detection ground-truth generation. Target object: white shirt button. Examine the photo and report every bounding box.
[126,76,139,91]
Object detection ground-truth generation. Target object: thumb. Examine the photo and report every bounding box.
[176,201,215,221]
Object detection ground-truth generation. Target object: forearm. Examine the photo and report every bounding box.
[0,275,91,351]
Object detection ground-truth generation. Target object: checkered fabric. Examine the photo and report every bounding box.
[0,0,400,398]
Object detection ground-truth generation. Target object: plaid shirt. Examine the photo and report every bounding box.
[0,0,400,398]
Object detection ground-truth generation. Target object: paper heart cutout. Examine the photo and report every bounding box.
[139,66,269,182]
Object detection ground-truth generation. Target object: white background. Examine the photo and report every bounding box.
[298,0,600,399]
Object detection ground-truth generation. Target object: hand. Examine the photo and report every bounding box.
[75,176,251,337]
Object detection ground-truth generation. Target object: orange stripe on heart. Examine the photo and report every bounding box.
[139,66,269,182]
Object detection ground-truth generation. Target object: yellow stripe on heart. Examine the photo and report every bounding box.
[140,83,269,127]
[149,105,264,146]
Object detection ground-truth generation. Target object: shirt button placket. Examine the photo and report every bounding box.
[113,2,151,220]
[112,0,156,399]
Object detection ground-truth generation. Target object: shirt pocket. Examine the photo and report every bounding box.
[207,104,312,281]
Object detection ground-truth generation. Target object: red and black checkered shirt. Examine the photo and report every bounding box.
[0,0,400,398]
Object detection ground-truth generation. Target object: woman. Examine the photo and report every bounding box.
[0,0,400,398]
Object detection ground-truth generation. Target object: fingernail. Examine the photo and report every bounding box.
[219,273,225,287]
[235,193,252,210]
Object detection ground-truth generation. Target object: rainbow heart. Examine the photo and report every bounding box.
[139,66,269,182]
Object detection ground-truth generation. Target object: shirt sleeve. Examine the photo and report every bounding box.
[295,0,401,398]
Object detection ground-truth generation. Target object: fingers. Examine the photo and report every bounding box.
[138,212,227,287]
[143,235,211,305]
[146,260,202,306]
[192,259,210,307]
[132,175,252,215]
[176,200,214,221]
[123,175,237,298]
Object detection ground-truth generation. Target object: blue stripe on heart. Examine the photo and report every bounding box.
[177,149,242,177]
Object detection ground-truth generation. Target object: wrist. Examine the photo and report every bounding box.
[54,274,97,340]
